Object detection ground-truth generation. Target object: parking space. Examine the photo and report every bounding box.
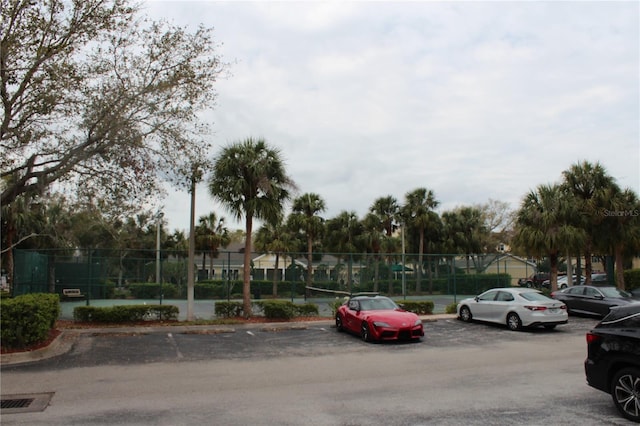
[2,315,601,372]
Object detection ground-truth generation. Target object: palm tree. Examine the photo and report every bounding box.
[323,211,363,292]
[288,193,326,290]
[442,206,486,274]
[254,215,293,297]
[195,212,230,279]
[400,188,439,292]
[370,196,400,237]
[594,187,640,290]
[365,195,404,291]
[513,184,585,292]
[208,138,295,317]
[561,161,617,284]
[360,212,385,292]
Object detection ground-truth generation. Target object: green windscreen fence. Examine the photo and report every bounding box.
[13,250,49,295]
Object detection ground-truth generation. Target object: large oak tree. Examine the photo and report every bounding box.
[1,0,225,210]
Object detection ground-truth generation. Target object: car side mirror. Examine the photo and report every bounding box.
[475,296,480,302]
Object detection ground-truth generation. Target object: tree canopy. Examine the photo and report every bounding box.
[1,0,225,211]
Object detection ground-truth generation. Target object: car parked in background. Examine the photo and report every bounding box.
[590,273,609,285]
[335,295,424,342]
[584,303,640,422]
[551,285,639,318]
[518,273,550,288]
[541,275,586,289]
[457,288,568,331]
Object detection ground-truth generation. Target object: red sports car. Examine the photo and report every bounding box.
[335,295,424,342]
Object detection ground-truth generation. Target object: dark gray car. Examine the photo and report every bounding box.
[550,285,639,318]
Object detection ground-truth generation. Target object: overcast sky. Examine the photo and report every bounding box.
[143,1,639,233]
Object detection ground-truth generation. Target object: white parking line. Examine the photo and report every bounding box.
[167,333,183,359]
[246,331,255,336]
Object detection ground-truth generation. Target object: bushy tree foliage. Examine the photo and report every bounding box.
[1,0,225,210]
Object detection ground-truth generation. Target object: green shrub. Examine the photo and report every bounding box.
[623,269,640,291]
[445,302,458,314]
[328,297,347,317]
[295,303,319,317]
[0,293,60,349]
[398,300,434,315]
[257,300,296,320]
[214,301,244,318]
[73,304,178,322]
[127,283,180,299]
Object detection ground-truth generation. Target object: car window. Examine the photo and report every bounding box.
[355,297,398,311]
[585,287,601,297]
[478,291,498,301]
[599,287,631,298]
[348,300,359,310]
[519,291,551,302]
[567,287,584,295]
[496,291,514,302]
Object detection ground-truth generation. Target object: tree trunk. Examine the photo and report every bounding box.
[306,237,313,290]
[549,251,559,292]
[243,216,253,318]
[273,253,280,297]
[373,254,380,292]
[614,245,625,290]
[416,228,424,293]
[584,241,593,285]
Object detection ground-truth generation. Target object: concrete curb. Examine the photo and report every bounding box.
[0,314,458,366]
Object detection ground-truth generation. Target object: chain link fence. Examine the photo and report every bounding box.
[9,248,536,302]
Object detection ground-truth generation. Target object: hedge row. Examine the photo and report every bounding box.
[0,293,60,350]
[73,304,179,322]
[214,300,319,320]
[623,269,640,291]
[397,300,434,315]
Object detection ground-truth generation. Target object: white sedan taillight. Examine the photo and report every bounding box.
[524,305,547,311]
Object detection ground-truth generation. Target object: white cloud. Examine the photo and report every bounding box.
[145,0,639,232]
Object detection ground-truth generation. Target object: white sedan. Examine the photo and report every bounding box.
[457,287,568,331]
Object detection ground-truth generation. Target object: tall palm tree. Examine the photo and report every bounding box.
[442,206,486,274]
[561,161,617,284]
[208,138,296,317]
[360,212,384,292]
[288,193,326,290]
[400,188,439,292]
[323,211,362,292]
[513,184,585,292]
[370,196,400,237]
[255,215,293,297]
[366,196,400,292]
[195,212,230,279]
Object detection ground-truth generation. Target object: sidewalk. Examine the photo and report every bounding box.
[0,314,457,366]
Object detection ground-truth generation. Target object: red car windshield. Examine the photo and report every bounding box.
[359,298,398,311]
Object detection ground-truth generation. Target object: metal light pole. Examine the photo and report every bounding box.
[401,222,406,300]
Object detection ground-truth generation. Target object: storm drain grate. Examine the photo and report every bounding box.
[1,398,34,409]
[1,393,53,414]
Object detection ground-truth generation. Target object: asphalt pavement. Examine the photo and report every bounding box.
[0,313,457,367]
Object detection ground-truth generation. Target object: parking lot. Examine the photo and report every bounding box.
[3,314,630,426]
